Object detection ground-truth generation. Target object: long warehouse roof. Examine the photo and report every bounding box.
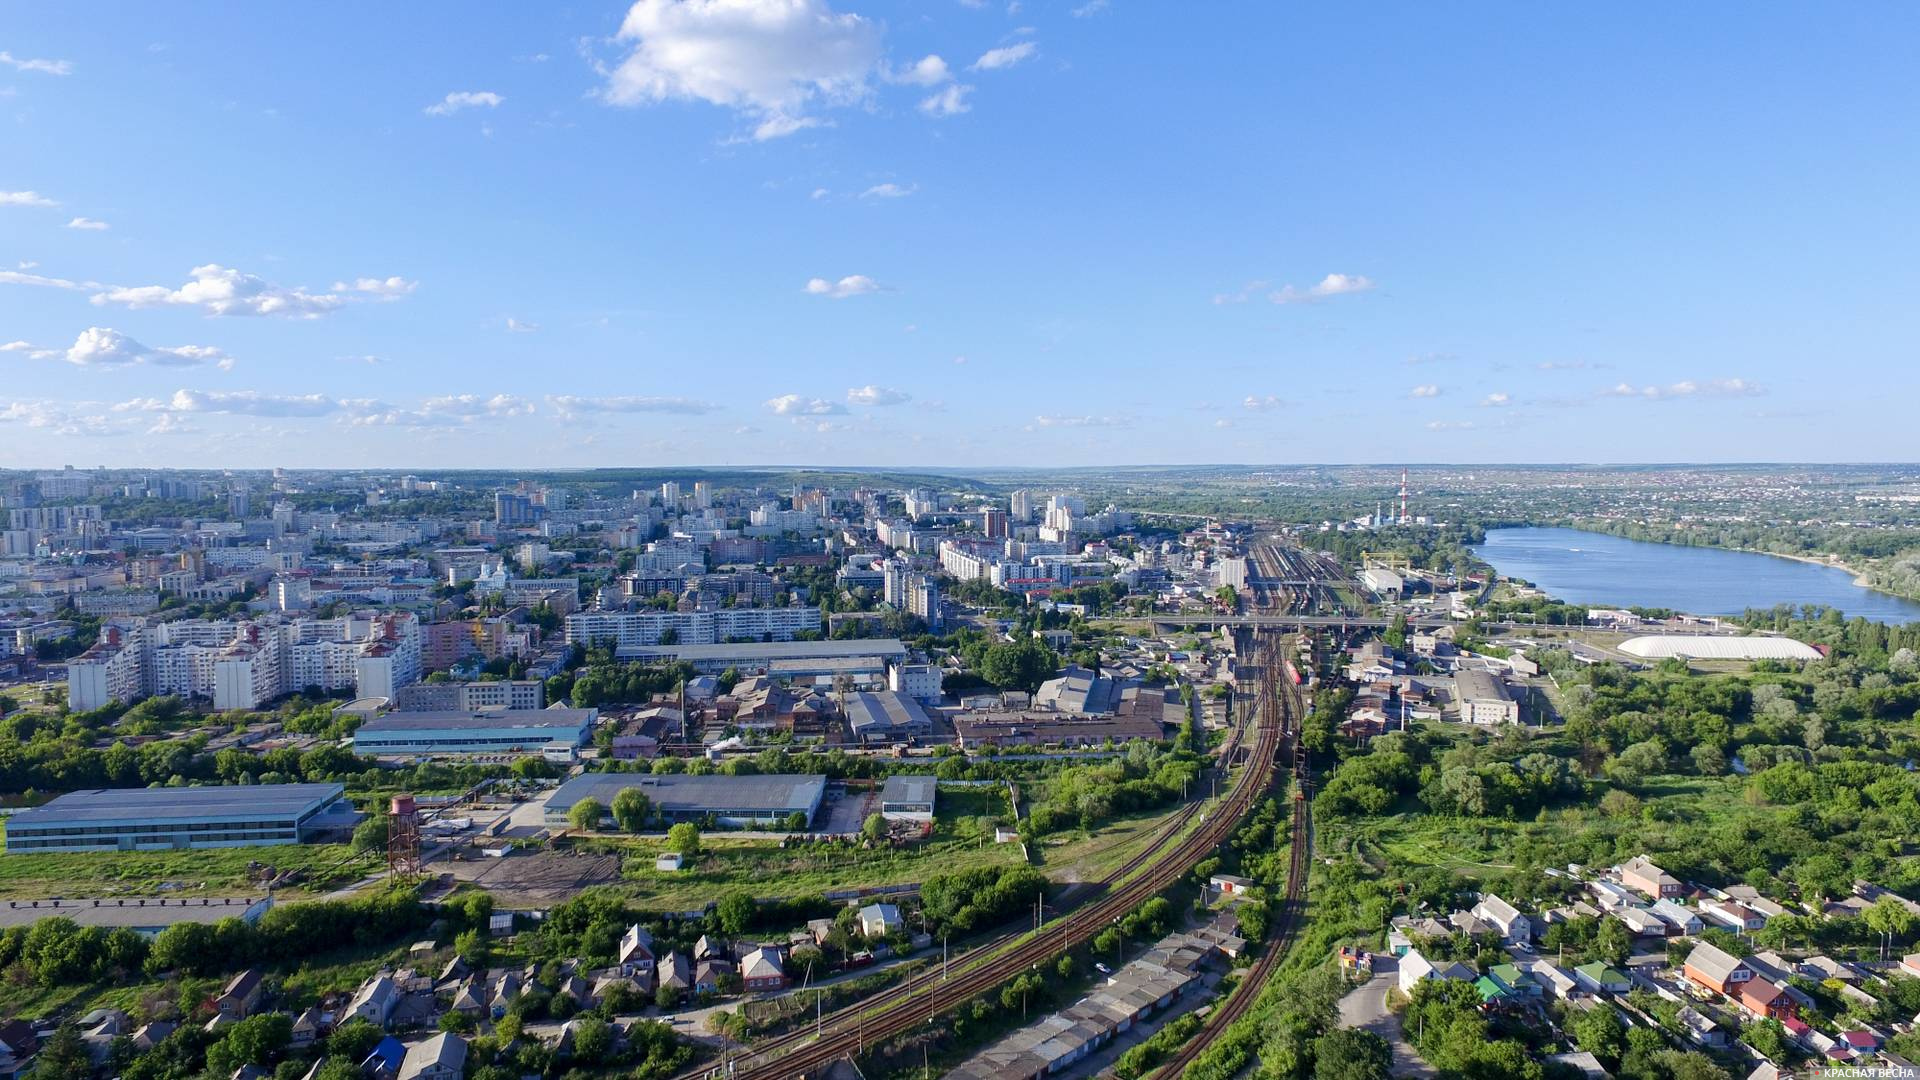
[1618,635,1821,661]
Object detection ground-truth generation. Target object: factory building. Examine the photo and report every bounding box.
[4,783,355,853]
[544,773,827,829]
[352,707,596,757]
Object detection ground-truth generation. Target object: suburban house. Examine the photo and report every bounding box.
[1573,962,1631,995]
[1612,906,1666,938]
[215,969,266,1019]
[397,1033,467,1080]
[1471,895,1533,943]
[741,946,789,992]
[1649,899,1703,936]
[1619,855,1683,900]
[343,975,399,1027]
[619,924,657,975]
[658,953,693,993]
[1701,899,1767,932]
[1683,942,1753,996]
[1399,948,1475,994]
[859,903,903,938]
[1735,978,1798,1021]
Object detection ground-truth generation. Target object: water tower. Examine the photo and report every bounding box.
[387,794,422,881]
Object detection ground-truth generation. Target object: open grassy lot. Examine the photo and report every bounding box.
[0,841,380,899]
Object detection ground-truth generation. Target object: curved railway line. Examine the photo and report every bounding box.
[1146,540,1317,1079]
[681,641,1294,1080]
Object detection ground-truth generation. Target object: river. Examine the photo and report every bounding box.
[1471,526,1920,624]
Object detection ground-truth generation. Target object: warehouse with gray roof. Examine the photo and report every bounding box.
[4,783,356,853]
[544,772,827,829]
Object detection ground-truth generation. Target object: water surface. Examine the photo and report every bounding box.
[1471,526,1920,624]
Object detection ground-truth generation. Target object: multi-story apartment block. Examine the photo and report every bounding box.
[565,606,822,649]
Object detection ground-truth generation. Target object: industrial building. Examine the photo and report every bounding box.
[604,637,909,675]
[877,775,937,822]
[843,691,934,744]
[352,707,596,756]
[4,783,355,853]
[953,713,1168,749]
[1453,668,1520,725]
[543,772,827,829]
[393,680,545,712]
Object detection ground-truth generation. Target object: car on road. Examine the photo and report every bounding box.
[1095,962,1111,975]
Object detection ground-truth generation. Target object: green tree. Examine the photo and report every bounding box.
[862,812,889,842]
[205,1013,293,1076]
[351,814,389,853]
[568,797,606,832]
[667,821,701,855]
[979,639,1059,694]
[28,1026,88,1080]
[1867,894,1917,960]
[717,892,757,936]
[612,786,652,833]
[1313,1028,1392,1080]
[1571,1003,1626,1066]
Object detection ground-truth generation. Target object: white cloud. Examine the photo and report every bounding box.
[1213,418,1233,429]
[1481,392,1511,407]
[0,191,58,207]
[860,182,914,199]
[0,51,72,76]
[1243,395,1285,411]
[0,269,84,290]
[846,385,910,406]
[1406,351,1457,365]
[1071,0,1108,14]
[0,401,122,437]
[157,389,341,417]
[65,216,109,231]
[1269,273,1374,305]
[1410,384,1440,398]
[1210,279,1268,305]
[804,274,881,298]
[505,317,540,333]
[602,0,881,141]
[765,394,846,416]
[1031,414,1128,428]
[810,187,830,200]
[91,264,409,318]
[888,54,951,86]
[1427,419,1476,431]
[62,327,234,369]
[547,394,723,417]
[0,341,34,352]
[425,90,505,116]
[1536,360,1587,371]
[331,276,418,298]
[919,83,972,117]
[1601,378,1763,401]
[350,393,538,427]
[971,42,1036,70]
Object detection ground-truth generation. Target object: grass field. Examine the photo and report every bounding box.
[0,842,380,899]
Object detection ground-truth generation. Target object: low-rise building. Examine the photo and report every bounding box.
[352,708,595,757]
[4,784,354,853]
[544,772,827,829]
[877,775,936,822]
[1620,855,1683,900]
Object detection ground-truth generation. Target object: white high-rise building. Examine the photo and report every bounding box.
[1009,490,1033,523]
[660,481,682,508]
[693,481,712,509]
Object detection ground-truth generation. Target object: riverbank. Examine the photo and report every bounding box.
[1560,521,1920,603]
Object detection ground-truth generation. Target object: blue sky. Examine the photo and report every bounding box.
[3,2,1917,469]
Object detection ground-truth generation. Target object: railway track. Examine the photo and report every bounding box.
[681,647,1292,1080]
[1147,668,1311,1079]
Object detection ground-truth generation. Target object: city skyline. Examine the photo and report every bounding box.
[5,2,1919,467]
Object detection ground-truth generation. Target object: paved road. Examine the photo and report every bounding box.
[1335,957,1436,1079]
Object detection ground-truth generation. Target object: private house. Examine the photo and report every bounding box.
[859,903,903,938]
[741,946,788,992]
[1649,899,1702,936]
[215,969,266,1019]
[397,1033,466,1080]
[1735,978,1798,1021]
[1399,948,1475,994]
[343,975,399,1027]
[1620,856,1683,900]
[1613,906,1666,938]
[1702,899,1768,932]
[658,953,692,993]
[1525,960,1580,999]
[1471,895,1533,943]
[1683,942,1753,996]
[619,924,657,976]
[1573,962,1631,994]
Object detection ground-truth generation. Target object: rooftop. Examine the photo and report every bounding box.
[880,774,937,805]
[357,708,594,732]
[9,783,344,828]
[614,638,907,661]
[546,772,827,816]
